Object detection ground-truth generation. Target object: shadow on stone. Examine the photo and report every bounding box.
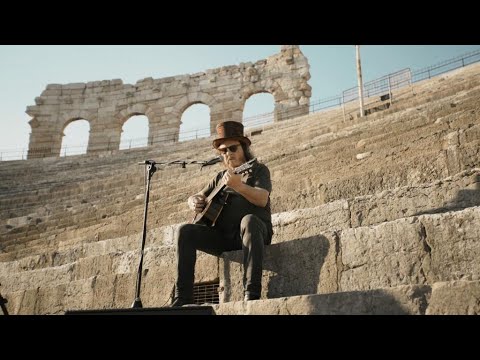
[302,286,430,315]
[221,235,330,302]
[265,235,330,299]
[415,174,480,216]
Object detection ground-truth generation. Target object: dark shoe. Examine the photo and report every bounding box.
[244,292,260,301]
[171,297,194,307]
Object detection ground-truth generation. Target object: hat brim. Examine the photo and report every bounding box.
[213,136,251,149]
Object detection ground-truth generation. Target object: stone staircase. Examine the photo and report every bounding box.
[1,63,480,315]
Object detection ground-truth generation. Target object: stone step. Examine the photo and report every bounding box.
[3,278,478,315]
[0,249,219,314]
[220,206,480,302]
[2,167,478,268]
[212,281,480,315]
[2,203,479,306]
[3,131,478,251]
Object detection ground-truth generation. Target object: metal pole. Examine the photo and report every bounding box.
[388,76,393,106]
[356,45,365,117]
[342,94,346,123]
[132,161,156,308]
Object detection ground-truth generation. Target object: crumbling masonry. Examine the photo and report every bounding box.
[25,45,311,159]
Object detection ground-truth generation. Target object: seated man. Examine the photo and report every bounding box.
[172,121,273,306]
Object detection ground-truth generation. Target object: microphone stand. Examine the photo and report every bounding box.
[131,160,156,308]
[131,156,222,309]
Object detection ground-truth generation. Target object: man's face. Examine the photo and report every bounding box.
[217,139,246,169]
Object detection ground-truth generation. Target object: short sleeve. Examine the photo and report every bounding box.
[252,163,272,193]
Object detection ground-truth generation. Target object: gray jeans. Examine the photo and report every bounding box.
[175,214,270,300]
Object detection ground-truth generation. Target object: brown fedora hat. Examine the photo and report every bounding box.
[212,121,251,149]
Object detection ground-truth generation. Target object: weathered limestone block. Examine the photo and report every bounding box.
[340,217,429,291]
[420,207,480,283]
[426,280,480,315]
[0,263,75,293]
[349,168,480,228]
[271,200,350,243]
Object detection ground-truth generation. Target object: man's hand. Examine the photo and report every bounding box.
[222,169,243,191]
[188,194,206,213]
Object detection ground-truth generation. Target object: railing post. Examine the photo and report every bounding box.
[388,76,393,105]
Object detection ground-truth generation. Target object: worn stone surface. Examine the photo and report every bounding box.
[349,168,480,228]
[420,207,480,283]
[426,280,480,315]
[220,232,339,302]
[214,285,431,315]
[219,207,480,300]
[340,217,429,291]
[271,200,350,243]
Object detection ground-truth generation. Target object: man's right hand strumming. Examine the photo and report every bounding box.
[188,194,206,213]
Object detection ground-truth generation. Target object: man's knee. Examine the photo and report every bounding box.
[240,214,263,233]
[240,215,268,248]
[176,224,197,247]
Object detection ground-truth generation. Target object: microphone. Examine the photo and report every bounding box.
[137,160,156,165]
[201,155,223,169]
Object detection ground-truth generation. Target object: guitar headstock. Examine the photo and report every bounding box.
[234,158,257,174]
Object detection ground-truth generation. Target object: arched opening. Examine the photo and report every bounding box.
[242,92,275,129]
[179,104,210,142]
[60,119,90,157]
[120,115,149,150]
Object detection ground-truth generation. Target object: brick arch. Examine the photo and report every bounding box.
[238,82,285,123]
[61,110,96,134]
[26,46,310,158]
[171,92,217,118]
[115,103,156,127]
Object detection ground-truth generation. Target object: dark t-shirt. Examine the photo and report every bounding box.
[199,162,273,241]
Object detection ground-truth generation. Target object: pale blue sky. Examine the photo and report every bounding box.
[1,45,479,159]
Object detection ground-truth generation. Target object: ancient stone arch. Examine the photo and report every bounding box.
[26,45,311,158]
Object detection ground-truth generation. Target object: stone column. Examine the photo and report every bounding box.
[150,113,181,145]
[27,116,63,159]
[87,107,122,153]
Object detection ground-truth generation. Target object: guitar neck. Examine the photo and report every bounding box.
[206,182,226,203]
[206,161,254,202]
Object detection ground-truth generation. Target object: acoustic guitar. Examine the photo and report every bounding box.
[192,158,257,227]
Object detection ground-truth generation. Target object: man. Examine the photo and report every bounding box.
[172,121,273,307]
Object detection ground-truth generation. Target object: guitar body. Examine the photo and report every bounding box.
[191,158,257,227]
[192,191,229,226]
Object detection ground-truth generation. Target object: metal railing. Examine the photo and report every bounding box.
[411,49,480,82]
[2,48,480,162]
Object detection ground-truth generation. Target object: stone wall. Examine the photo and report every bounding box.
[25,45,311,159]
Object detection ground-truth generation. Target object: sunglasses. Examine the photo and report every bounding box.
[218,144,240,154]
